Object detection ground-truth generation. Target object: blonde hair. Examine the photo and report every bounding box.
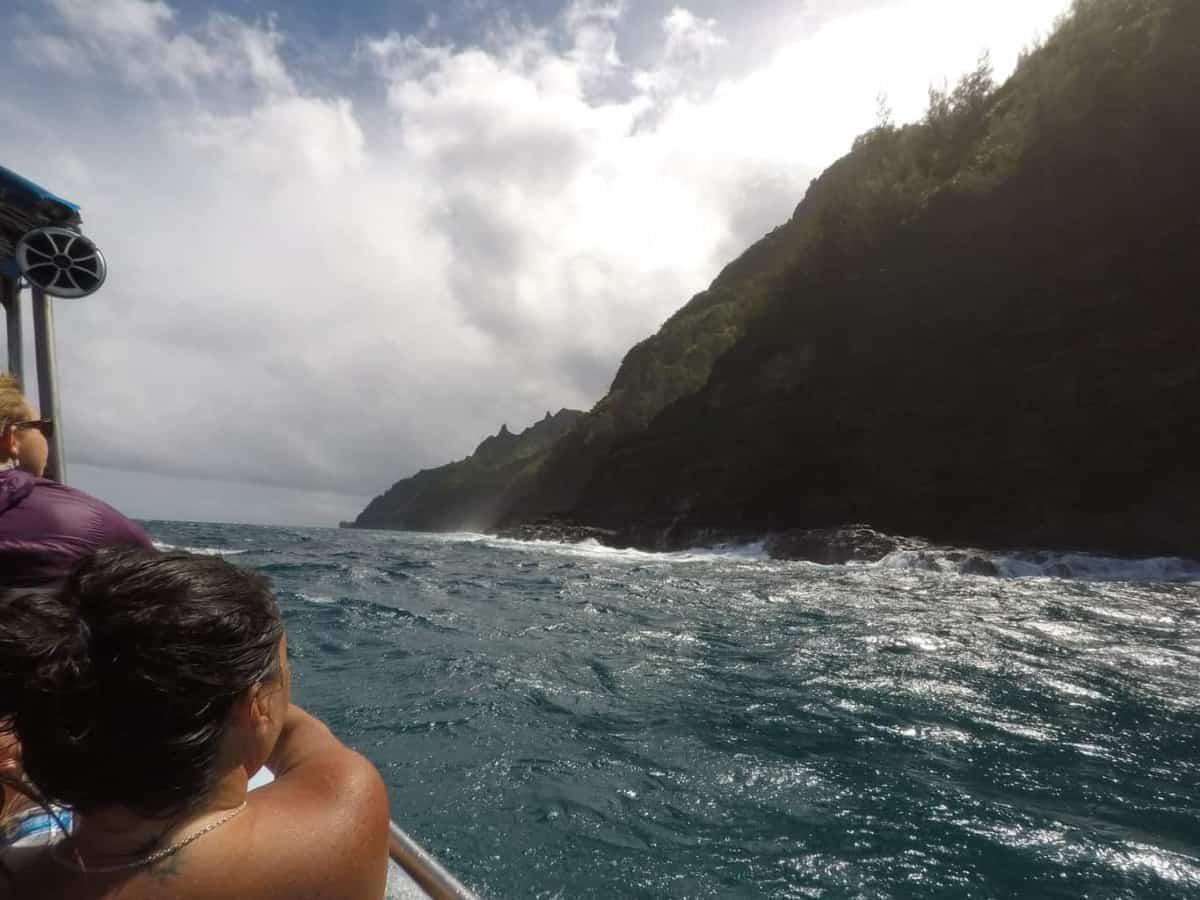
[0,373,30,430]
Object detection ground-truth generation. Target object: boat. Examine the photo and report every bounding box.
[0,162,479,899]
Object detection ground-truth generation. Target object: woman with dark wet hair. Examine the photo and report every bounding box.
[0,548,389,899]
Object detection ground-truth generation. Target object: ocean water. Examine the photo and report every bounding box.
[145,521,1200,899]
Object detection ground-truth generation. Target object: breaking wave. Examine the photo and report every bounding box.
[438,531,769,563]
[872,548,1200,581]
[151,540,247,556]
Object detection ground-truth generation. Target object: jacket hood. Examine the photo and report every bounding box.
[0,468,36,513]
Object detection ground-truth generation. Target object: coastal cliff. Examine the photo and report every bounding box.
[352,409,583,532]
[354,0,1200,558]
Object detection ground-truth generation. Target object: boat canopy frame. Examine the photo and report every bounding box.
[0,164,82,483]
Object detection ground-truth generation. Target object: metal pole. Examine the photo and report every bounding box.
[1,276,22,386]
[31,287,66,484]
[388,821,478,900]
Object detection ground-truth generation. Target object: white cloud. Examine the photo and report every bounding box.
[4,0,1071,522]
[49,0,174,42]
[209,13,293,94]
[361,33,453,83]
[183,95,365,177]
[640,0,1071,173]
[23,1,292,94]
[634,7,726,96]
[663,8,725,65]
[564,0,624,79]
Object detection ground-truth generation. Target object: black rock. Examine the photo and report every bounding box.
[764,525,915,563]
[495,519,617,545]
[958,555,1000,577]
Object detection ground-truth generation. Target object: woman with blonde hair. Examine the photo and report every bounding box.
[0,373,151,588]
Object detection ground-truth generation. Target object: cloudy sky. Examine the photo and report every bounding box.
[2,0,1070,526]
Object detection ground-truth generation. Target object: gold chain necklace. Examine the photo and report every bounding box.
[50,801,248,873]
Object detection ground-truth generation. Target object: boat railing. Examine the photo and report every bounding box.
[388,820,479,900]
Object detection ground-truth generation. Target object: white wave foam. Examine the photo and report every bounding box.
[419,531,1199,581]
[1099,842,1200,887]
[994,552,1200,582]
[866,633,949,653]
[1028,621,1085,642]
[479,535,768,563]
[871,546,1200,582]
[965,824,1200,889]
[296,591,335,605]
[1038,677,1108,702]
[151,541,247,556]
[881,723,973,745]
[628,629,700,645]
[981,718,1056,742]
[873,550,961,574]
[432,531,490,543]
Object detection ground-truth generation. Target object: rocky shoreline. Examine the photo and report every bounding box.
[494,518,620,545]
[495,519,1005,573]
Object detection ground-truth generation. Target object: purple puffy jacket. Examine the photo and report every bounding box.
[0,469,154,589]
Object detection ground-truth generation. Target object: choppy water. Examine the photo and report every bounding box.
[145,522,1200,899]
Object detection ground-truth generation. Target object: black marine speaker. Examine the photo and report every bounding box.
[15,226,107,298]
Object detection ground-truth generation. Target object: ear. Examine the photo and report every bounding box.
[246,682,280,738]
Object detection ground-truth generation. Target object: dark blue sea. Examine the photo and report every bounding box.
[143,521,1200,899]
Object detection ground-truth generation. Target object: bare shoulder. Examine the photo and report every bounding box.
[285,745,386,803]
[303,748,389,843]
[239,748,390,898]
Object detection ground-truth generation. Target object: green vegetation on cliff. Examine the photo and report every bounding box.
[572,0,1200,555]
[356,0,1200,555]
[353,409,583,531]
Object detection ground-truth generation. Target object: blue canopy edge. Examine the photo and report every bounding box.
[0,164,81,218]
[0,164,85,278]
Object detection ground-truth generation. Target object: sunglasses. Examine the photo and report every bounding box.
[7,419,54,439]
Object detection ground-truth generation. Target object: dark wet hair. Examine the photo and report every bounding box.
[0,548,283,819]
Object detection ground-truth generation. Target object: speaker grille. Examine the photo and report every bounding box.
[15,226,106,298]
